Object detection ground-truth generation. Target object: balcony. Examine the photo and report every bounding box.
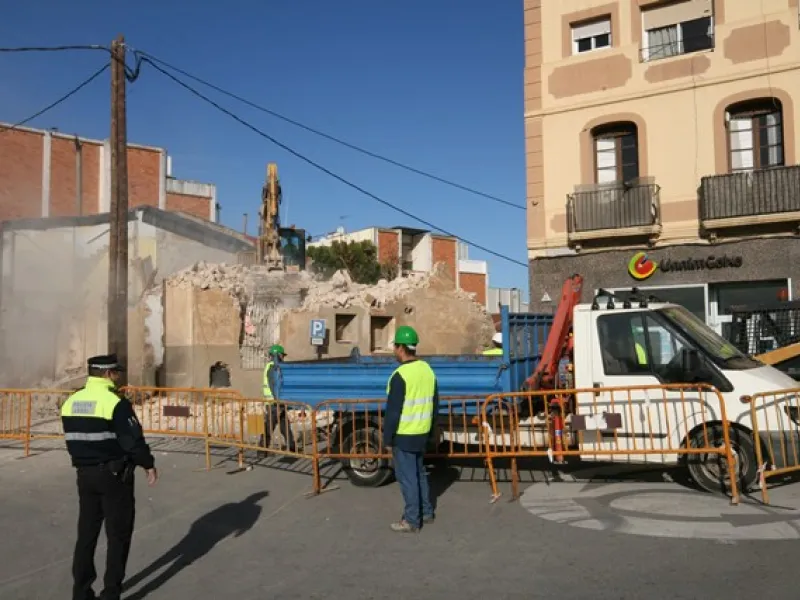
[566,182,661,246]
[700,165,800,232]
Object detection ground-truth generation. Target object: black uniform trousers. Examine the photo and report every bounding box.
[73,464,135,600]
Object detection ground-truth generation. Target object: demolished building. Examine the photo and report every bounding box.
[157,262,495,397]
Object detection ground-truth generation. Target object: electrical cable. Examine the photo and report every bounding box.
[137,50,525,211]
[0,44,109,54]
[0,63,110,134]
[140,56,528,268]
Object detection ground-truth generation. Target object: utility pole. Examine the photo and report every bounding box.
[108,35,129,382]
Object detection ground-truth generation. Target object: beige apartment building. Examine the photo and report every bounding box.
[525,0,800,337]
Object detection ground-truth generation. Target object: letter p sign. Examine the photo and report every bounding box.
[310,319,326,346]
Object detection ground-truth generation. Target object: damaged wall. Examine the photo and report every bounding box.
[0,207,251,388]
[159,262,495,394]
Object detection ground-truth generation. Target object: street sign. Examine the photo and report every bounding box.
[310,319,326,346]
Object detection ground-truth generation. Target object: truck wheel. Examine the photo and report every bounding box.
[686,425,757,494]
[340,424,393,488]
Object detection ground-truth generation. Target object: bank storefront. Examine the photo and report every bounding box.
[529,237,799,338]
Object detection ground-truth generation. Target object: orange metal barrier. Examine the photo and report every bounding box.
[122,386,242,437]
[204,397,320,494]
[744,388,800,504]
[480,384,740,505]
[0,389,72,455]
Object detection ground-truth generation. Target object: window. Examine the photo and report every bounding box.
[335,314,357,343]
[572,18,612,55]
[593,123,639,184]
[642,0,714,61]
[370,316,394,352]
[727,99,784,172]
[597,312,688,377]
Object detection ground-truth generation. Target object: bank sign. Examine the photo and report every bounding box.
[628,251,743,281]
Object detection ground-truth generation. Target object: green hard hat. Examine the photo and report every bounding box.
[393,326,419,346]
[269,344,286,356]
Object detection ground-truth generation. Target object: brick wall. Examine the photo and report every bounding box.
[166,192,211,220]
[458,272,486,307]
[431,236,457,285]
[128,147,161,209]
[49,138,101,217]
[377,230,399,265]
[0,129,44,220]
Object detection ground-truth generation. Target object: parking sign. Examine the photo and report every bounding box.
[310,319,326,346]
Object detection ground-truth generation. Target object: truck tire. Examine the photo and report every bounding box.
[340,424,393,488]
[685,425,758,494]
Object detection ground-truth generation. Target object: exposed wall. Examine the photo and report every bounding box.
[459,272,487,308]
[0,125,216,222]
[0,209,249,387]
[431,236,457,286]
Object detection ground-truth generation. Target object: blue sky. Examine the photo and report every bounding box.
[0,0,528,293]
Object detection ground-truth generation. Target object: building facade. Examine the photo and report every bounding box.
[525,0,800,337]
[0,124,218,223]
[310,226,491,308]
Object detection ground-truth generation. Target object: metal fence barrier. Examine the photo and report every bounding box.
[204,397,321,494]
[480,384,740,505]
[744,388,800,504]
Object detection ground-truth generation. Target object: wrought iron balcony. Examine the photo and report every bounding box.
[566,181,661,245]
[700,165,800,231]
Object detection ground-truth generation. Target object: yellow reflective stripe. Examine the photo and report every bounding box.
[61,379,120,419]
[482,348,502,356]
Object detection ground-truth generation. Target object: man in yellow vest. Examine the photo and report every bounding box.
[259,344,296,456]
[61,354,158,600]
[483,332,503,356]
[384,326,438,533]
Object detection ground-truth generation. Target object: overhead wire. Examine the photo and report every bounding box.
[0,63,110,134]
[0,44,109,54]
[136,50,525,211]
[137,54,528,268]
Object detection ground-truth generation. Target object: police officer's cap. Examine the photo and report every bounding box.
[87,354,125,372]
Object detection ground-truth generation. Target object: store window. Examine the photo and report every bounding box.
[712,279,790,341]
[602,286,707,322]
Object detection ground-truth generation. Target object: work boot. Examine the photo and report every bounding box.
[390,520,419,533]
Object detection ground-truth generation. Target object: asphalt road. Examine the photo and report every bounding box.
[1,440,798,600]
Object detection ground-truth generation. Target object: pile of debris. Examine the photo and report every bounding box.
[301,263,480,310]
[165,261,253,298]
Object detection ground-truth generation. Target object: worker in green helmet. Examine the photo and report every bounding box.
[258,343,296,456]
[384,325,439,533]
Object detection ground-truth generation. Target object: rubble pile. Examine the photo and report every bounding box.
[301,263,481,311]
[166,261,253,298]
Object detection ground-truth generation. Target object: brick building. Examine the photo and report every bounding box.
[309,226,490,309]
[0,124,217,223]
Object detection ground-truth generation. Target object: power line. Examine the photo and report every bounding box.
[0,44,109,54]
[0,64,110,134]
[137,50,525,211]
[139,55,528,269]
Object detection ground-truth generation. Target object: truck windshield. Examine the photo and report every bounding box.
[658,305,761,369]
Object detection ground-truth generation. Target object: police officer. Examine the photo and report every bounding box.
[61,355,158,600]
[483,332,503,356]
[259,344,296,455]
[383,326,438,533]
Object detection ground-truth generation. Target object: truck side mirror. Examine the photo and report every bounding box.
[681,348,702,374]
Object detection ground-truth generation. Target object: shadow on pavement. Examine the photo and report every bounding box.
[123,491,268,599]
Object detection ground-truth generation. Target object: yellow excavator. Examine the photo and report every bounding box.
[256,162,307,272]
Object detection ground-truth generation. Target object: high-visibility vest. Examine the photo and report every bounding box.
[60,377,124,463]
[635,342,647,365]
[482,348,503,356]
[387,360,436,436]
[263,361,275,400]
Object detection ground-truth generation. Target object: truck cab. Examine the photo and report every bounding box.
[569,299,798,491]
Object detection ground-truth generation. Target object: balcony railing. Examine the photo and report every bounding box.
[700,165,800,230]
[567,182,661,244]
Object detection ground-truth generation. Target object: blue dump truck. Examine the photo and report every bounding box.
[278,308,553,487]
